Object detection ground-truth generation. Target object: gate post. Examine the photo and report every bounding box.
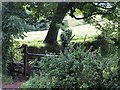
[23,44,28,77]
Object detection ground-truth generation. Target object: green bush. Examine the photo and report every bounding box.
[9,40,23,62]
[2,15,26,74]
[21,20,120,89]
[21,43,119,89]
[21,75,54,89]
[60,29,73,48]
[57,20,74,48]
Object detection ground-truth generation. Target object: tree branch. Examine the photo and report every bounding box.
[68,2,117,20]
[89,2,119,9]
[68,12,112,20]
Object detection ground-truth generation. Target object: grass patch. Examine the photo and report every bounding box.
[17,39,45,48]
[71,35,97,43]
[16,18,101,48]
[17,34,98,49]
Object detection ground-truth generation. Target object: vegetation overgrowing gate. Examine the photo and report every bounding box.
[22,44,58,77]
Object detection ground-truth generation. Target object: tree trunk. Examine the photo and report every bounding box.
[44,2,69,45]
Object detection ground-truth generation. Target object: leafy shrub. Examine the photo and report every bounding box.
[84,35,109,55]
[21,19,120,89]
[60,30,73,48]
[2,3,26,74]
[57,20,75,48]
[21,43,119,89]
[2,38,23,75]
[2,40,23,79]
[21,75,54,89]
[10,41,23,62]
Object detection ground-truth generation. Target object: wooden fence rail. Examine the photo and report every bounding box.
[22,44,58,77]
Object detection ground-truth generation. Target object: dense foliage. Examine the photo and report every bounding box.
[21,23,120,89]
[2,2,57,73]
[21,43,119,89]
[2,2,120,88]
[2,3,26,73]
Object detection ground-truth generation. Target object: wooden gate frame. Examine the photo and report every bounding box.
[23,44,28,77]
[22,45,58,77]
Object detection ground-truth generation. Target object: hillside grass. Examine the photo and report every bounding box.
[16,16,101,47]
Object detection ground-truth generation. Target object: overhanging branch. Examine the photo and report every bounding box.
[68,2,120,20]
[68,12,112,20]
[89,2,120,9]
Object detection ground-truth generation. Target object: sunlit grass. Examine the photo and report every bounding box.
[18,39,45,47]
[16,16,101,47]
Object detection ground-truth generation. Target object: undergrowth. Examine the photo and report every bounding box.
[21,43,119,89]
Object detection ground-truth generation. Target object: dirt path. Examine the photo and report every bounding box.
[2,80,26,89]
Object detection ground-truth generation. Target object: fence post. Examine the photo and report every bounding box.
[23,44,28,77]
